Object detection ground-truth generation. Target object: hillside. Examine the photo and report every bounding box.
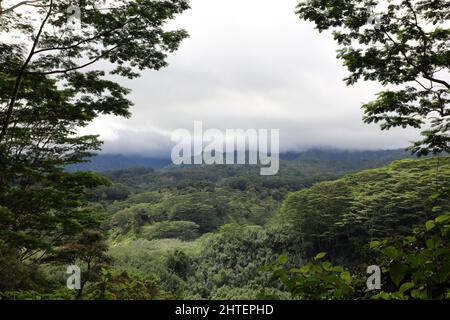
[86,156,449,299]
[88,149,417,239]
[67,149,413,173]
[279,157,450,261]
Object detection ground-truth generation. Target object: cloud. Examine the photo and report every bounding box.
[80,0,420,156]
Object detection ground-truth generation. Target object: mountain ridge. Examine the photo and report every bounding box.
[68,148,414,172]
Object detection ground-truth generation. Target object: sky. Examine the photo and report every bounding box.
[79,0,420,157]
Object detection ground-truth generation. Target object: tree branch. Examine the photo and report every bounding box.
[0,0,47,16]
[33,23,127,55]
[27,44,121,75]
[422,74,450,90]
[0,0,54,143]
[404,0,450,90]
[381,28,450,90]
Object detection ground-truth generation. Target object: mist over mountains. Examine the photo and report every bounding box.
[67,148,414,173]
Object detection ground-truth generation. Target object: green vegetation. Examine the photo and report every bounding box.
[102,157,449,300]
[262,212,450,300]
[297,0,449,154]
[0,0,448,301]
[279,158,450,261]
[0,0,189,299]
[0,148,449,300]
[141,221,200,241]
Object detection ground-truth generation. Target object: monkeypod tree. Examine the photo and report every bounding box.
[0,0,190,272]
[297,0,449,155]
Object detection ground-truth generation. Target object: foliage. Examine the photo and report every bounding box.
[183,224,296,299]
[263,213,450,300]
[279,157,450,260]
[0,243,51,292]
[212,285,290,300]
[97,155,450,300]
[0,168,108,254]
[87,183,131,202]
[85,267,170,300]
[141,221,200,241]
[166,250,193,280]
[0,0,189,292]
[50,229,110,299]
[370,212,450,300]
[4,0,447,301]
[106,188,279,239]
[297,0,449,154]
[110,203,162,235]
[2,146,448,299]
[108,238,199,293]
[260,253,354,300]
[0,289,76,300]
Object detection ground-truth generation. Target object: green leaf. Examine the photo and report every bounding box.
[432,206,442,213]
[399,282,414,293]
[435,214,450,224]
[403,236,416,245]
[390,263,408,287]
[332,265,344,273]
[299,265,311,273]
[411,289,421,299]
[340,271,352,284]
[314,252,327,260]
[382,246,398,259]
[322,261,333,271]
[425,237,441,249]
[425,220,435,231]
[272,268,285,280]
[370,240,382,248]
[277,255,288,264]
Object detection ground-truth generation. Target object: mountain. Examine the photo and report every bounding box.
[67,148,414,173]
[66,154,172,172]
[96,152,449,300]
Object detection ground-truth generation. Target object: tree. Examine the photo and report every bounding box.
[369,212,450,300]
[0,0,189,141]
[141,221,200,241]
[297,0,449,155]
[85,267,169,300]
[259,253,354,300]
[52,229,110,299]
[0,0,189,284]
[263,212,450,300]
[185,224,293,299]
[279,157,450,261]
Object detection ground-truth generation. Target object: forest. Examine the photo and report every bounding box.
[1,150,449,300]
[0,0,449,301]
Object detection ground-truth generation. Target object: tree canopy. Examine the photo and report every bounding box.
[0,0,189,265]
[297,0,449,155]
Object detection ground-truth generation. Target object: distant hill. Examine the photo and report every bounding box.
[281,148,415,176]
[67,148,414,173]
[66,154,172,172]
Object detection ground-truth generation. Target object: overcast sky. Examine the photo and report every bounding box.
[79,0,419,157]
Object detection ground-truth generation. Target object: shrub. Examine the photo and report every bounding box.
[141,221,200,241]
